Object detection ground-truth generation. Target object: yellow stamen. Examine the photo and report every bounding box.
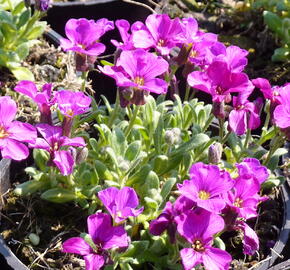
[192,240,205,252]
[134,76,145,86]
[233,197,243,208]
[198,190,210,200]
[0,126,9,139]
[66,109,74,117]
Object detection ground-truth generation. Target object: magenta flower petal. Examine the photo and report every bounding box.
[87,213,128,250]
[0,96,17,125]
[1,139,29,160]
[98,187,143,223]
[203,247,232,270]
[14,80,38,100]
[229,109,247,135]
[180,248,202,270]
[141,78,167,94]
[54,150,74,176]
[7,121,37,143]
[29,138,50,150]
[84,254,105,270]
[241,222,259,255]
[62,237,91,255]
[56,90,91,118]
[61,137,86,147]
[36,124,62,145]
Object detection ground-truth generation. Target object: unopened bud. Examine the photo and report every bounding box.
[28,233,40,246]
[76,147,88,164]
[208,143,223,164]
[35,0,50,11]
[165,128,181,145]
[213,101,225,119]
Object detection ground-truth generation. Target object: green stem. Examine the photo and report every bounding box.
[184,83,191,101]
[107,90,120,128]
[218,118,224,143]
[189,88,196,100]
[222,131,231,144]
[202,114,214,132]
[263,132,284,166]
[125,105,140,137]
[244,129,251,150]
[81,71,88,92]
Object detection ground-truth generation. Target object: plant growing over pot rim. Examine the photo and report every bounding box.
[1,10,290,270]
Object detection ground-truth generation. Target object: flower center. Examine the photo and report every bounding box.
[215,86,224,95]
[157,39,165,47]
[190,49,198,58]
[198,190,210,200]
[236,105,244,110]
[134,76,145,86]
[66,109,74,117]
[192,240,205,252]
[233,197,243,208]
[0,125,9,139]
[273,90,279,96]
[53,142,59,151]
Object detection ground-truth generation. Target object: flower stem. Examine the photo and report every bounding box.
[108,90,120,128]
[244,129,251,150]
[202,114,214,132]
[218,118,224,143]
[184,83,191,101]
[125,105,140,137]
[263,130,284,166]
[81,71,88,92]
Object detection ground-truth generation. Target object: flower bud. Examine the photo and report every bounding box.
[76,147,88,164]
[165,128,181,145]
[28,233,40,246]
[35,0,50,11]
[208,143,223,164]
[213,101,225,119]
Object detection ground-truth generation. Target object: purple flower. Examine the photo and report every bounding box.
[56,90,91,118]
[30,124,86,175]
[62,213,128,270]
[99,49,168,106]
[132,14,185,55]
[14,80,55,124]
[61,18,114,56]
[236,158,269,185]
[98,187,143,223]
[35,0,50,11]
[178,162,234,213]
[273,84,290,129]
[229,96,262,135]
[235,221,259,256]
[187,60,254,103]
[175,209,232,270]
[223,177,263,220]
[0,96,37,161]
[149,196,195,243]
[111,20,148,50]
[210,44,249,73]
[60,18,114,71]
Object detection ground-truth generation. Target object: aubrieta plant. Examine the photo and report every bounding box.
[5,12,290,270]
[0,0,48,80]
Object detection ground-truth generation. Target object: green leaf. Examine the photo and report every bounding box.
[12,1,25,15]
[263,11,283,33]
[121,241,149,258]
[111,127,127,156]
[160,178,176,201]
[144,197,159,210]
[0,11,13,24]
[125,141,141,161]
[16,8,31,29]
[95,160,113,180]
[26,22,46,40]
[1,21,17,43]
[271,47,290,62]
[153,155,168,174]
[33,149,50,171]
[41,188,78,203]
[9,66,34,81]
[100,60,113,66]
[14,180,49,196]
[15,42,29,60]
[214,237,226,250]
[127,164,151,186]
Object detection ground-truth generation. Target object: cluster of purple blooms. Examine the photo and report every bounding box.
[60,14,290,135]
[150,159,269,270]
[61,159,269,270]
[0,81,91,176]
[62,187,143,270]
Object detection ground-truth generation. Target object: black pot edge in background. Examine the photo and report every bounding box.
[0,158,28,270]
[51,0,116,7]
[256,181,290,270]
